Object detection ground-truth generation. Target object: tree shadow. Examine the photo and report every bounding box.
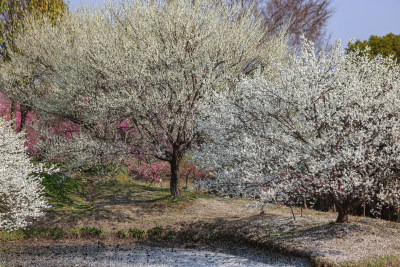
[35,181,188,228]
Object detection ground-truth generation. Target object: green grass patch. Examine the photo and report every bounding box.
[41,173,81,203]
[70,226,103,238]
[0,229,25,241]
[41,164,209,215]
[129,227,146,239]
[117,230,130,239]
[147,226,164,237]
[23,227,66,240]
[0,227,66,241]
[116,227,147,239]
[41,172,96,217]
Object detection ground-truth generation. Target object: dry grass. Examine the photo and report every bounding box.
[225,205,400,266]
[1,172,400,266]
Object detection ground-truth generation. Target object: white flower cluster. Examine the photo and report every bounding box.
[0,0,289,197]
[0,118,51,230]
[0,0,287,170]
[195,38,400,219]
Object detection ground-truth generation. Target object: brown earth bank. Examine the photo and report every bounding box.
[1,176,400,266]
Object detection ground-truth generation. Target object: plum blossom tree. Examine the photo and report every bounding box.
[195,39,400,223]
[0,0,288,196]
[0,117,50,230]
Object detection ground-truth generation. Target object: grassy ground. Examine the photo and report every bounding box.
[1,168,400,266]
[37,168,217,231]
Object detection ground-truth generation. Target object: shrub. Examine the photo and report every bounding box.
[80,226,103,237]
[117,230,130,239]
[129,227,146,239]
[147,226,164,237]
[0,117,55,231]
[71,226,103,238]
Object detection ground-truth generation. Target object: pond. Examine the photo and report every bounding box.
[0,245,311,266]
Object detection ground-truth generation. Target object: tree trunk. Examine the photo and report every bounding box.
[18,104,29,133]
[335,202,352,223]
[169,150,182,197]
[289,205,296,221]
[303,196,307,209]
[336,208,349,223]
[362,201,366,217]
[9,99,17,130]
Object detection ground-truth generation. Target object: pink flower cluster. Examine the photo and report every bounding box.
[1,93,209,184]
[126,157,209,184]
[0,93,82,156]
[0,93,37,153]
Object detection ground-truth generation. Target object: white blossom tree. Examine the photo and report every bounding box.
[0,117,50,230]
[195,39,400,223]
[0,0,288,196]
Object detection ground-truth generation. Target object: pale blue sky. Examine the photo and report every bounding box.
[66,0,400,46]
[328,0,400,46]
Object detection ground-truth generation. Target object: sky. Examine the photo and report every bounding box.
[67,0,400,47]
[328,0,400,46]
